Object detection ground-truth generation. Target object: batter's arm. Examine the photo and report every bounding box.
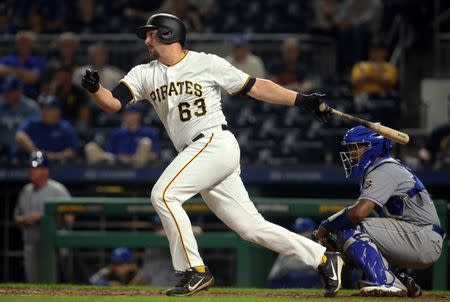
[90,86,122,113]
[247,78,296,106]
[247,78,331,122]
[81,69,131,113]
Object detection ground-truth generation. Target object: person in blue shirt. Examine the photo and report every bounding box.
[89,247,140,286]
[0,31,46,99]
[0,75,40,155]
[268,218,321,288]
[85,103,160,167]
[14,96,78,162]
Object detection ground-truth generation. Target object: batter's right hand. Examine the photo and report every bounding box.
[81,69,100,93]
[296,93,331,123]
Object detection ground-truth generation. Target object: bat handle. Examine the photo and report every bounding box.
[319,103,331,113]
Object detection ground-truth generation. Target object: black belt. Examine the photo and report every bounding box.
[183,124,229,150]
[432,225,446,239]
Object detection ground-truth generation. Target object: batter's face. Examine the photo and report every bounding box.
[145,30,161,60]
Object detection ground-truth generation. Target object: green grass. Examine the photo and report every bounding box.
[0,284,449,302]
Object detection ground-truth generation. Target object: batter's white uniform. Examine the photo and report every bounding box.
[121,50,326,271]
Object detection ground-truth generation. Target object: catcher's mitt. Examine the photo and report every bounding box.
[311,232,339,252]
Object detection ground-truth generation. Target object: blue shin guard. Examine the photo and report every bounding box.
[341,229,394,286]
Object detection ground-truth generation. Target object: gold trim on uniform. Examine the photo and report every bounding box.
[168,51,189,67]
[162,134,214,267]
[231,75,251,96]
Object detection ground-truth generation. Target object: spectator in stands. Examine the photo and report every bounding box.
[46,65,90,124]
[313,0,338,36]
[14,151,72,283]
[14,96,78,162]
[66,0,107,34]
[225,35,266,78]
[335,0,382,72]
[24,4,45,34]
[73,43,124,90]
[123,0,205,33]
[90,247,142,286]
[418,103,450,169]
[268,218,321,288]
[129,215,178,286]
[0,4,18,37]
[85,103,159,167]
[0,75,40,156]
[0,31,46,99]
[15,0,65,33]
[268,37,313,93]
[350,39,397,97]
[47,32,81,71]
[123,0,177,23]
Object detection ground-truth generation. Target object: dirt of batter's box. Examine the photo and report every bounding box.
[0,287,448,300]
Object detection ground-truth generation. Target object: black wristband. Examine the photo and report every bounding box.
[294,93,303,107]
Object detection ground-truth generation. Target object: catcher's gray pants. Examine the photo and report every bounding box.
[361,218,444,269]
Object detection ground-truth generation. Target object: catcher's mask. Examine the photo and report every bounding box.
[340,126,392,178]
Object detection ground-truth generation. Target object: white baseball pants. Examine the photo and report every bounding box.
[150,127,326,271]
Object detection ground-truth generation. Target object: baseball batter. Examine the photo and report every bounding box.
[314,126,445,297]
[81,13,343,297]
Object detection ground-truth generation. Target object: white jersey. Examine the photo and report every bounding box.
[121,51,250,151]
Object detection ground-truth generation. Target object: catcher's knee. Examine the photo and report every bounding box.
[338,228,363,252]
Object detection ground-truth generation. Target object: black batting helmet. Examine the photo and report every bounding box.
[136,13,186,47]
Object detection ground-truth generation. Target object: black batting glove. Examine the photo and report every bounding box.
[295,93,331,123]
[81,69,100,93]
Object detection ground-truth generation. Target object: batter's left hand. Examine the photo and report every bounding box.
[81,69,100,93]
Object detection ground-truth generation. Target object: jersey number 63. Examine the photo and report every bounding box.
[178,98,207,122]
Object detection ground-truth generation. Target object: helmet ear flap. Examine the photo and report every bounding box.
[159,28,174,40]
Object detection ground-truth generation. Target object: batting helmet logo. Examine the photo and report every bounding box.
[136,13,186,46]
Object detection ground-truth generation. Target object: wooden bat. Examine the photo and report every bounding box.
[319,103,410,145]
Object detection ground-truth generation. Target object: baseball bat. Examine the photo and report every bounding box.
[319,103,410,145]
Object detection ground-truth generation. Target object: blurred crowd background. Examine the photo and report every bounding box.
[0,0,449,168]
[1,0,450,287]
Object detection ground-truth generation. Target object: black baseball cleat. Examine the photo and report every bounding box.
[165,266,214,296]
[397,272,422,297]
[317,251,345,297]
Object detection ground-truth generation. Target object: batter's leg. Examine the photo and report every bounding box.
[200,168,326,268]
[200,168,345,296]
[150,132,239,271]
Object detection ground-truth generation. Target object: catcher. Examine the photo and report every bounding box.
[314,126,445,297]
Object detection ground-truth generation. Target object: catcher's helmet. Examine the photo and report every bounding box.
[340,126,392,178]
[136,13,186,46]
